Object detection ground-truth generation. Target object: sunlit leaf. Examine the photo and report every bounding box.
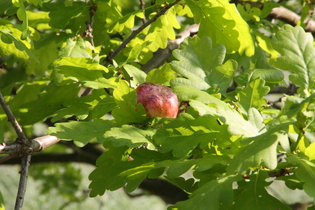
[227,124,290,174]
[272,25,315,96]
[237,79,270,113]
[170,36,237,93]
[48,119,118,146]
[186,0,254,56]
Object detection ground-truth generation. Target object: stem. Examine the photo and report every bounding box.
[104,0,181,66]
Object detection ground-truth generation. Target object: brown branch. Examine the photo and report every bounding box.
[104,0,181,67]
[0,135,60,155]
[269,6,315,34]
[14,155,31,210]
[0,91,32,210]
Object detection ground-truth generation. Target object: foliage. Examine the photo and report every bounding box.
[1,0,315,209]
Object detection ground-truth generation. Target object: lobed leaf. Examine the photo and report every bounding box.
[233,170,290,209]
[49,2,88,29]
[170,36,237,93]
[236,79,270,113]
[7,82,79,125]
[235,68,284,86]
[144,7,180,52]
[186,0,254,56]
[173,175,237,210]
[154,113,231,157]
[48,119,118,146]
[0,24,38,61]
[104,125,155,148]
[227,124,290,174]
[287,155,315,199]
[51,57,115,89]
[111,80,148,124]
[89,147,171,197]
[123,64,146,88]
[272,25,315,96]
[146,63,177,86]
[107,10,143,33]
[189,99,261,137]
[59,38,93,58]
[51,89,116,122]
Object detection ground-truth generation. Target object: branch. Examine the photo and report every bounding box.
[0,92,28,145]
[0,91,31,210]
[14,155,31,210]
[104,0,181,66]
[268,6,315,34]
[0,135,60,155]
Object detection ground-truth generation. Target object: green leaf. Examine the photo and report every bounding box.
[15,0,31,39]
[7,82,79,125]
[89,147,170,196]
[237,79,270,113]
[123,64,146,88]
[0,25,38,61]
[51,57,115,89]
[104,125,155,148]
[305,141,315,160]
[235,68,284,86]
[170,36,237,93]
[107,10,143,33]
[48,119,118,146]
[51,89,116,122]
[173,175,237,210]
[125,41,151,63]
[186,0,254,56]
[154,113,231,157]
[49,2,88,29]
[189,99,261,137]
[287,155,315,199]
[89,146,131,196]
[227,124,289,174]
[0,191,4,210]
[111,80,148,124]
[146,63,176,86]
[26,33,61,75]
[272,25,315,96]
[233,170,290,209]
[172,85,216,104]
[59,38,93,58]
[144,7,180,52]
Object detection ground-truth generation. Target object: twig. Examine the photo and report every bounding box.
[0,92,28,145]
[0,153,17,164]
[139,0,146,23]
[14,155,31,210]
[104,0,181,67]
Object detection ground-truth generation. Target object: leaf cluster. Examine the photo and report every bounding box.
[1,0,315,209]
